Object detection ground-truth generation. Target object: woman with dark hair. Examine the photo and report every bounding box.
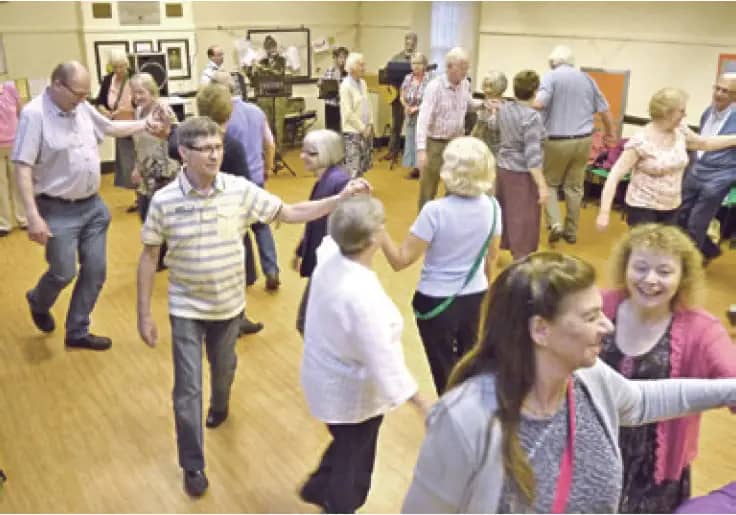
[402,251,736,513]
[320,46,349,132]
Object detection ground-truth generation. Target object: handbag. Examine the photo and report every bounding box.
[414,197,499,321]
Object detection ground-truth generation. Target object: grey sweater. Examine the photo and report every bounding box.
[402,358,736,513]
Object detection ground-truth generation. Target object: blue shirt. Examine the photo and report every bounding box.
[411,195,502,297]
[226,99,268,185]
[536,64,609,137]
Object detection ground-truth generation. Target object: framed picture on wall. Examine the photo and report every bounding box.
[246,28,312,83]
[158,39,190,80]
[94,40,131,83]
[133,40,154,54]
[717,53,736,78]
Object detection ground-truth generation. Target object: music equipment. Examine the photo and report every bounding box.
[251,72,292,98]
[376,62,439,104]
[133,53,169,96]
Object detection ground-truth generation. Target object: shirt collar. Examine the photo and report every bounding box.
[441,73,464,91]
[712,104,733,119]
[43,88,77,118]
[179,167,226,196]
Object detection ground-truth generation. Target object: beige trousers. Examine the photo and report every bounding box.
[542,136,592,236]
[418,138,449,212]
[0,147,26,231]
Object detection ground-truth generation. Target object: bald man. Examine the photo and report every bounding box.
[678,74,736,261]
[12,61,168,350]
[201,45,224,85]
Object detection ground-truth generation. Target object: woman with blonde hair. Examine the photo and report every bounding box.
[402,251,736,513]
[94,49,136,205]
[400,52,431,179]
[471,70,507,157]
[599,223,736,513]
[597,87,736,229]
[340,52,373,177]
[380,136,502,394]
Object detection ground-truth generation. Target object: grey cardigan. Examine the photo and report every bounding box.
[402,358,736,513]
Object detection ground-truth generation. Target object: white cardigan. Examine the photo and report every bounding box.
[339,76,374,135]
[301,237,417,424]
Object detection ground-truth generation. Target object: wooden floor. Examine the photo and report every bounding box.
[1,149,736,512]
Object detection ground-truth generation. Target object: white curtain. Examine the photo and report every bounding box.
[430,2,479,75]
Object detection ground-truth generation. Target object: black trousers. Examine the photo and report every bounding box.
[243,232,257,286]
[388,97,405,152]
[324,104,341,133]
[302,415,383,513]
[413,290,486,395]
[626,204,679,227]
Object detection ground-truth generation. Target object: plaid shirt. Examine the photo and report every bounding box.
[322,66,347,106]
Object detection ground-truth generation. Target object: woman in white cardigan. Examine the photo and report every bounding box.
[300,196,429,513]
[402,252,736,513]
[339,52,374,177]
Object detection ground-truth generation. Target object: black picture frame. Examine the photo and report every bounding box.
[246,28,314,84]
[157,38,190,80]
[94,40,130,83]
[133,40,154,54]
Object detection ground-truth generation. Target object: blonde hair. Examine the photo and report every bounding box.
[411,52,428,66]
[440,136,496,197]
[303,129,344,169]
[108,48,129,67]
[130,73,159,98]
[649,87,688,121]
[608,223,704,309]
[196,84,233,124]
[482,70,507,98]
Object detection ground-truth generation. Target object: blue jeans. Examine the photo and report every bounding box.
[28,195,110,339]
[170,314,241,471]
[679,168,736,250]
[402,116,417,168]
[251,221,279,276]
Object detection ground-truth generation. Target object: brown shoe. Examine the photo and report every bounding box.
[405,168,420,179]
[265,272,281,291]
[381,150,397,161]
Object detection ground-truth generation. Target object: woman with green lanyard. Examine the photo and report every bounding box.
[380,136,501,395]
[402,252,736,513]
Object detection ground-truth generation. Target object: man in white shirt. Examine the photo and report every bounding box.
[200,45,224,85]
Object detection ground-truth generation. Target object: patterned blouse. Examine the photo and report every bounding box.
[624,124,689,211]
[133,105,179,197]
[322,65,347,106]
[400,72,431,120]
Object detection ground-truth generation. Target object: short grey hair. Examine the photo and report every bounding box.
[303,129,344,169]
[405,32,418,44]
[482,71,507,97]
[328,196,384,255]
[440,136,496,197]
[177,116,223,149]
[345,52,364,73]
[445,47,469,67]
[210,70,235,93]
[130,72,159,99]
[548,45,574,67]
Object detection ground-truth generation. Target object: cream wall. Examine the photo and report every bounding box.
[477,2,736,121]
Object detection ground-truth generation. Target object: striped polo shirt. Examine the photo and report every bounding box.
[142,169,282,320]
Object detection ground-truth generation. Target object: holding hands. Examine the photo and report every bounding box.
[339,178,373,199]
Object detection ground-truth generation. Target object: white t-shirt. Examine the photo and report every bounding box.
[411,194,502,298]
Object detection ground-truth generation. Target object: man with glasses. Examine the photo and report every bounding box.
[12,61,169,351]
[136,116,370,497]
[679,74,736,262]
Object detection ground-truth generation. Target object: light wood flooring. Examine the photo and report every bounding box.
[1,149,735,512]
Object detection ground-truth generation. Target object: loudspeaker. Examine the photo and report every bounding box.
[134,53,169,96]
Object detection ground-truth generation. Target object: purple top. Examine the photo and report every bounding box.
[296,165,350,277]
[675,482,736,513]
[226,99,268,185]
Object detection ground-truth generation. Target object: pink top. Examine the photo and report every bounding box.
[624,124,689,211]
[602,289,736,484]
[0,82,20,148]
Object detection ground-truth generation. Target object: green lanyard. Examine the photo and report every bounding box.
[414,197,498,321]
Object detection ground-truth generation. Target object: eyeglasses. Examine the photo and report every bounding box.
[59,81,89,99]
[301,149,319,157]
[187,143,224,154]
[713,85,731,94]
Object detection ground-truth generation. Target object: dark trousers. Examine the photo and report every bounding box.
[302,415,383,513]
[243,232,257,286]
[626,204,679,227]
[413,290,486,395]
[296,277,312,335]
[324,104,341,133]
[679,168,736,255]
[388,97,405,153]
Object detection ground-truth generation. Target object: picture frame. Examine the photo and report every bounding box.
[157,39,190,80]
[93,40,130,83]
[717,53,736,78]
[246,28,313,83]
[133,40,154,54]
[0,34,6,75]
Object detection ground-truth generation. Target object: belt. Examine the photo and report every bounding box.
[548,133,592,141]
[37,193,97,204]
[428,137,450,143]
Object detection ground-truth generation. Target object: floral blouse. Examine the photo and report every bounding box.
[400,72,431,120]
[624,124,690,211]
[133,106,179,197]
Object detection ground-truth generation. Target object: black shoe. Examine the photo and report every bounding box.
[206,407,229,428]
[299,479,326,510]
[563,233,577,244]
[0,229,8,237]
[265,272,281,291]
[405,168,420,180]
[183,469,208,497]
[548,225,563,244]
[26,291,55,333]
[239,317,264,335]
[64,334,112,351]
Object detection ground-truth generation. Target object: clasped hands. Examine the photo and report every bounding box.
[144,102,173,139]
